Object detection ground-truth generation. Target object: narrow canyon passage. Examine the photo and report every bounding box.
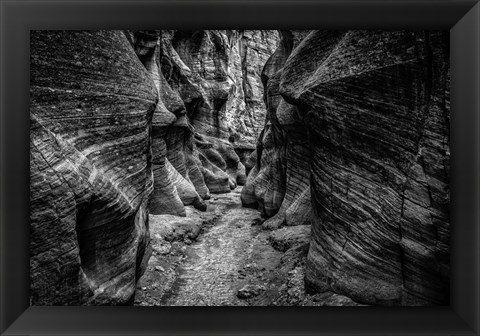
[28,30,450,307]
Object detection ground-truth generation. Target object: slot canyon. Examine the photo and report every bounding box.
[30,30,450,306]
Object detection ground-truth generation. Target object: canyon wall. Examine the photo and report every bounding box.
[127,30,279,215]
[30,29,449,306]
[241,31,312,231]
[243,30,450,305]
[30,31,156,305]
[30,30,277,305]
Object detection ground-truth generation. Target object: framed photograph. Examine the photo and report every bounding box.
[1,0,479,335]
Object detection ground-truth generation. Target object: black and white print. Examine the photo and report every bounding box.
[30,30,450,306]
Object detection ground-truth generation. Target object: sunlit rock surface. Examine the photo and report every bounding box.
[30,30,156,305]
[243,30,450,305]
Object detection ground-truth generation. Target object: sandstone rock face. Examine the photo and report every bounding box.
[226,30,281,150]
[30,31,156,305]
[161,30,278,180]
[241,31,312,230]
[31,29,448,307]
[126,30,205,217]
[30,30,278,305]
[243,30,450,306]
[128,30,279,215]
[163,30,278,149]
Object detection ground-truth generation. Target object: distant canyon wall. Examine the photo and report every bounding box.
[126,30,279,216]
[30,30,278,305]
[242,30,450,306]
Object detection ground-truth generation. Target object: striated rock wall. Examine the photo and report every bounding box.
[226,30,281,150]
[30,30,278,305]
[241,31,312,229]
[162,30,278,175]
[243,30,450,305]
[30,29,450,307]
[30,30,156,305]
[130,30,279,215]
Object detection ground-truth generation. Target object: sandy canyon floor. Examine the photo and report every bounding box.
[134,186,362,306]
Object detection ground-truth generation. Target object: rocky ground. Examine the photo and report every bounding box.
[134,186,362,306]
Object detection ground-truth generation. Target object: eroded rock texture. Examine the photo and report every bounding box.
[162,30,278,182]
[243,30,450,306]
[30,30,278,305]
[241,31,313,230]
[30,31,156,305]
[127,30,279,215]
[126,30,206,216]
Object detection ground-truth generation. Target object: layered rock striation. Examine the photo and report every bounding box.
[241,31,312,229]
[30,31,156,305]
[30,30,278,304]
[128,30,279,216]
[30,29,449,307]
[243,30,450,306]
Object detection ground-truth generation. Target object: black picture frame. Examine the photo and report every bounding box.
[1,0,479,335]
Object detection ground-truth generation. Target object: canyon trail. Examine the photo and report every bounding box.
[160,188,266,306]
[135,187,284,306]
[135,186,361,306]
